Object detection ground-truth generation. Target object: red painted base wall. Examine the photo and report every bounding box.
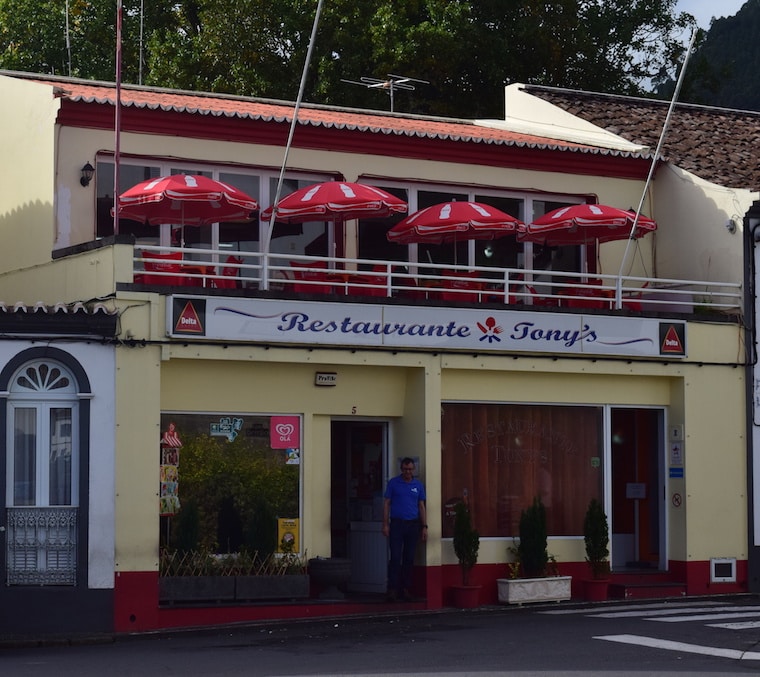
[114,558,749,634]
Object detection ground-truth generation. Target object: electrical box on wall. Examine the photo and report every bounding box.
[710,557,737,583]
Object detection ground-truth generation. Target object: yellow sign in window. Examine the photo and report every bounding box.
[278,518,299,552]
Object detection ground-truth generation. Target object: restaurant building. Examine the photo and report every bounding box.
[0,70,753,637]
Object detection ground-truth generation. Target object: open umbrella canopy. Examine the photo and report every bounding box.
[261,181,407,223]
[387,201,523,244]
[115,174,259,226]
[519,204,657,245]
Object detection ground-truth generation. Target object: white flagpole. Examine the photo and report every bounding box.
[260,0,324,291]
[615,29,697,307]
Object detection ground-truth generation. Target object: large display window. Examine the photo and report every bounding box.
[441,403,603,538]
[158,413,301,558]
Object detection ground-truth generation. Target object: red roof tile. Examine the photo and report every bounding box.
[12,72,650,158]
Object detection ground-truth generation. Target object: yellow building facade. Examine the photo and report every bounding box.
[0,71,750,636]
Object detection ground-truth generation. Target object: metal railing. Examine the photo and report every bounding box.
[132,246,743,315]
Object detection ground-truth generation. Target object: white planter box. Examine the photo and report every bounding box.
[497,576,572,605]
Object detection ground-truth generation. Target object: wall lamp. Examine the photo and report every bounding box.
[80,161,95,187]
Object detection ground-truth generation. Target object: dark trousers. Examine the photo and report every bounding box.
[388,519,419,593]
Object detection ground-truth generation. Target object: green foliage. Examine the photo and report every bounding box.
[0,0,697,117]
[583,498,610,578]
[518,496,549,578]
[452,501,479,585]
[673,2,760,110]
[243,495,278,557]
[172,497,200,553]
[169,432,299,554]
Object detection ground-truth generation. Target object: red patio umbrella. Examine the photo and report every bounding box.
[518,204,657,245]
[115,174,259,226]
[387,201,523,244]
[260,181,407,223]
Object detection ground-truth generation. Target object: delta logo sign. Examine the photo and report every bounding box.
[659,323,686,356]
[173,298,206,336]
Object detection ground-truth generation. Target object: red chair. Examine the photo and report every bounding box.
[396,276,426,300]
[348,273,386,297]
[142,250,187,286]
[439,270,484,303]
[622,282,649,311]
[212,255,243,289]
[289,260,333,294]
[525,284,559,307]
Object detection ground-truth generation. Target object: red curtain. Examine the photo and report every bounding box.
[441,404,603,537]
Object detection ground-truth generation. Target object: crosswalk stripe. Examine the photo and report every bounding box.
[595,634,760,660]
[707,621,760,629]
[591,605,760,619]
[540,601,723,615]
[651,611,760,623]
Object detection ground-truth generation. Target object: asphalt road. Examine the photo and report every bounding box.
[3,596,760,676]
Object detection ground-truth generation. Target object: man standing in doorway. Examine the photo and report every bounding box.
[382,457,427,601]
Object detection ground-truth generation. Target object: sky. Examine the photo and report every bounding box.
[676,0,746,28]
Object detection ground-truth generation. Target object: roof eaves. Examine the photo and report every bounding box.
[0,301,118,339]
[4,70,650,159]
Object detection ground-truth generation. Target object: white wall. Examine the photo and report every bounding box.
[0,341,116,589]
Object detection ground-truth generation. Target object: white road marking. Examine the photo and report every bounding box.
[651,611,760,623]
[708,620,760,629]
[595,633,760,660]
[591,605,760,618]
[540,601,723,615]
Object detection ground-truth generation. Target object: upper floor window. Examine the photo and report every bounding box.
[95,158,590,276]
[359,182,586,275]
[96,160,333,260]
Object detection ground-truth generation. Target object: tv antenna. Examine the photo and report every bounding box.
[341,74,429,112]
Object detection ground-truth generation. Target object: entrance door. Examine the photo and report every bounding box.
[330,421,387,593]
[610,408,665,570]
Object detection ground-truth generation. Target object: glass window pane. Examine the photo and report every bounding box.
[441,403,603,538]
[159,413,302,555]
[96,161,161,238]
[357,186,409,264]
[473,195,524,273]
[416,190,468,268]
[49,408,73,506]
[218,173,261,255]
[13,408,36,506]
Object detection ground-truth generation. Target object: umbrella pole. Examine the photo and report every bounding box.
[615,28,696,306]
[261,0,324,290]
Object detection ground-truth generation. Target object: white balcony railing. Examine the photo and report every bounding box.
[131,246,743,315]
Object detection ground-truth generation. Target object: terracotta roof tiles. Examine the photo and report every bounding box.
[13,72,650,158]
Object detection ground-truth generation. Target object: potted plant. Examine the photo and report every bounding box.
[497,496,572,604]
[583,498,610,601]
[451,501,481,608]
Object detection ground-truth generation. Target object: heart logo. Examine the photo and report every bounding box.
[276,423,295,437]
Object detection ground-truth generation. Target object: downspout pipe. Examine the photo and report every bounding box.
[744,200,760,592]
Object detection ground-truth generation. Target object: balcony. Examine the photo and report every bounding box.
[131,246,742,317]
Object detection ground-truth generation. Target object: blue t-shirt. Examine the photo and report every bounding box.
[384,474,426,520]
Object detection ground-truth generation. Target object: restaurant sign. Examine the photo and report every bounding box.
[169,296,686,359]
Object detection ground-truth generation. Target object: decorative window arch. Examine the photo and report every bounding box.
[1,349,91,586]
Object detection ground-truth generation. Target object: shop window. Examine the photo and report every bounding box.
[159,413,302,563]
[441,403,603,538]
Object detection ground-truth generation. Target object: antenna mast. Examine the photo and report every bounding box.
[341,74,429,112]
